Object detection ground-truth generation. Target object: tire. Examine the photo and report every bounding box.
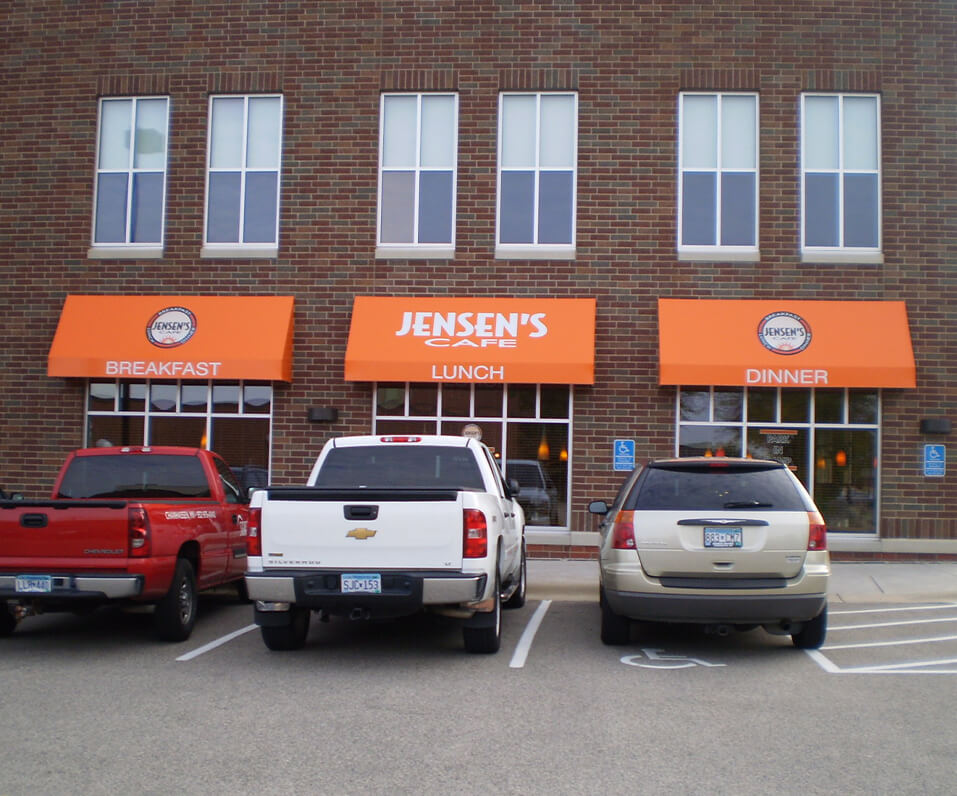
[261,607,311,651]
[791,605,828,649]
[235,577,250,603]
[0,604,17,637]
[463,572,502,654]
[503,543,527,610]
[600,586,631,645]
[154,559,198,642]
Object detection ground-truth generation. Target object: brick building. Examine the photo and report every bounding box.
[1,1,954,558]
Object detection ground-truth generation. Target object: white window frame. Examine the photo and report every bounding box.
[801,92,882,263]
[496,91,578,260]
[376,92,458,259]
[677,92,760,261]
[89,96,169,259]
[202,94,283,259]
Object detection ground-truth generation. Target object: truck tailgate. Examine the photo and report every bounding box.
[0,500,130,560]
[260,488,465,571]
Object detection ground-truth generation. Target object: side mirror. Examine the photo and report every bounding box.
[507,478,521,498]
[588,500,609,516]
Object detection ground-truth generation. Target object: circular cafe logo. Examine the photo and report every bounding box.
[757,311,811,355]
[146,306,197,348]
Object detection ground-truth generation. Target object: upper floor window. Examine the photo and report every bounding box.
[496,92,577,259]
[204,95,283,255]
[377,93,457,257]
[801,93,881,256]
[678,93,758,256]
[92,97,169,253]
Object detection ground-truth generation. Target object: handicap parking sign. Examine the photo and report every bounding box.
[923,444,946,478]
[614,439,635,471]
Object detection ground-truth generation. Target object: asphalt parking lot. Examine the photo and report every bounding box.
[3,563,957,796]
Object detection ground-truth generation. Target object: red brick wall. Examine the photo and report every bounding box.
[1,1,953,541]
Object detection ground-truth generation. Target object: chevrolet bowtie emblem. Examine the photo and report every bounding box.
[346,527,377,540]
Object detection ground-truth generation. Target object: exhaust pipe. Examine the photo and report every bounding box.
[349,607,370,621]
[705,623,733,637]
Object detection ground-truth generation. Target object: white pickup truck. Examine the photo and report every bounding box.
[244,435,526,653]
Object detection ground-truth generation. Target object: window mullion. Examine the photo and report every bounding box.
[237,97,250,244]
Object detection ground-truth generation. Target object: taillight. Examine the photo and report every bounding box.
[611,511,637,550]
[128,507,151,557]
[247,507,262,557]
[807,510,828,551]
[463,509,488,558]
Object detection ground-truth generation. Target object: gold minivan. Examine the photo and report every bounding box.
[589,458,830,648]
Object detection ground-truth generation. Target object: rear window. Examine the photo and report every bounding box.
[629,462,809,512]
[57,454,211,499]
[315,445,485,490]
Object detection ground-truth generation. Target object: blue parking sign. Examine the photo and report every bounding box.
[614,439,635,471]
[923,444,945,478]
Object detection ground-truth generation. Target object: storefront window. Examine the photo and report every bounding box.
[747,388,776,422]
[373,382,572,528]
[85,379,272,485]
[814,428,876,531]
[677,386,880,533]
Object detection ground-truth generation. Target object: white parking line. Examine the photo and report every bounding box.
[176,624,258,661]
[829,616,957,632]
[831,603,957,616]
[509,600,552,669]
[806,649,957,674]
[824,633,957,651]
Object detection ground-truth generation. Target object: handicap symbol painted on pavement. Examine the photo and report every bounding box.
[621,648,726,669]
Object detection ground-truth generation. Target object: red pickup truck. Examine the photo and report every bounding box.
[0,446,250,641]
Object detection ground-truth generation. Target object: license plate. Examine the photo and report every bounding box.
[704,528,743,549]
[341,574,382,594]
[16,575,52,593]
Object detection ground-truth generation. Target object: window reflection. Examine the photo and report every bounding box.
[212,383,240,413]
[680,388,709,421]
[678,425,741,457]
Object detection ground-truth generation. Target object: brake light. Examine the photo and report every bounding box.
[463,508,488,558]
[380,436,422,443]
[611,511,637,550]
[807,510,828,551]
[128,507,151,557]
[246,507,262,557]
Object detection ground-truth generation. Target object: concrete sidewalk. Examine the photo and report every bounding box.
[527,558,957,604]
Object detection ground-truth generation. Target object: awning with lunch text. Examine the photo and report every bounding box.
[344,296,596,384]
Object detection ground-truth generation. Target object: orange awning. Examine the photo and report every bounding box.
[48,295,295,381]
[658,299,916,388]
[344,297,596,384]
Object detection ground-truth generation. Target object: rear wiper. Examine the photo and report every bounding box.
[724,500,773,508]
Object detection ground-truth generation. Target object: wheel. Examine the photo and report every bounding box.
[235,577,250,603]
[791,605,827,649]
[0,604,17,637]
[261,607,311,651]
[503,543,527,610]
[154,559,198,642]
[600,586,631,645]
[463,572,502,654]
